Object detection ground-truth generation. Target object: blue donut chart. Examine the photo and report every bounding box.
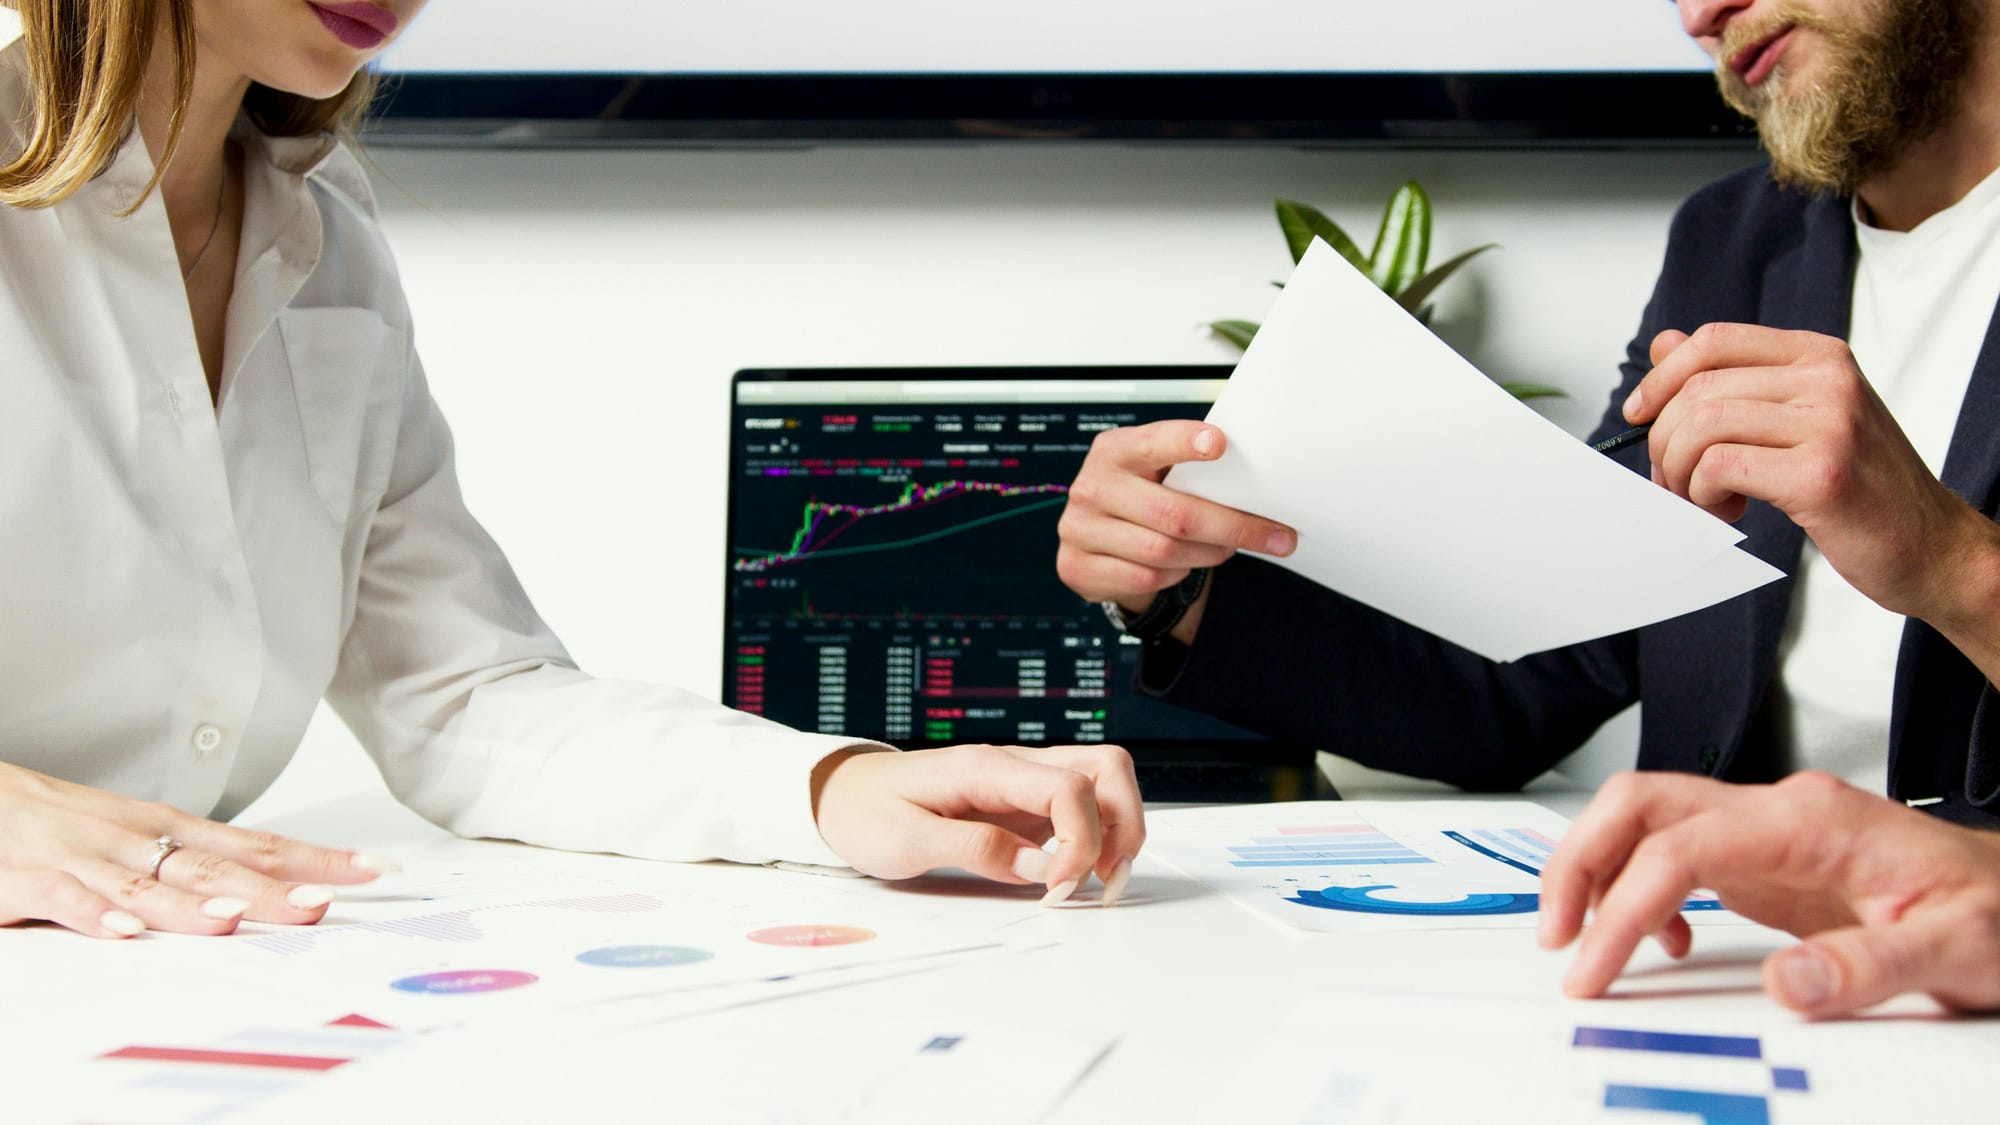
[1286,885,1540,916]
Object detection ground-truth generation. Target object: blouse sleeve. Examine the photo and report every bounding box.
[323,343,880,866]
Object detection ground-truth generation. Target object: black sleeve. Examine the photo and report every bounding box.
[1143,555,1638,791]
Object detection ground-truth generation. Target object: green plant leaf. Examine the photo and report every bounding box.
[1275,200,1369,273]
[1369,180,1432,294]
[1393,243,1499,315]
[1209,319,1260,350]
[1500,382,1568,400]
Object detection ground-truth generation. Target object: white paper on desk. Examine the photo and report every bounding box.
[1200,988,1999,1124]
[169,848,1050,1033]
[267,1016,1116,1125]
[1167,240,1784,662]
[1145,801,1744,933]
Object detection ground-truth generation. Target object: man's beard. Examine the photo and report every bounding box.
[1714,0,1980,195]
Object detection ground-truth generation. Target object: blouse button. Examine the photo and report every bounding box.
[191,724,225,756]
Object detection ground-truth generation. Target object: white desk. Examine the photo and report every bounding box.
[4,786,1994,1124]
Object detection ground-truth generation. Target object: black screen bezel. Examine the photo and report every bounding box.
[369,71,1755,147]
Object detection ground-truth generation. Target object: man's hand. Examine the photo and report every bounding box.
[1627,324,1993,623]
[810,744,1145,906]
[0,762,395,939]
[1540,770,2000,1017]
[1055,420,1296,645]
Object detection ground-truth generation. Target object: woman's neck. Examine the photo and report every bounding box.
[135,36,250,231]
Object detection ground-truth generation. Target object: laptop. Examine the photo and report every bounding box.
[721,366,1333,802]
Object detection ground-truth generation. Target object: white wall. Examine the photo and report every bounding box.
[306,141,1754,811]
[4,9,1762,814]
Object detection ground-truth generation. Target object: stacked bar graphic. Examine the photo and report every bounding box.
[1227,825,1434,868]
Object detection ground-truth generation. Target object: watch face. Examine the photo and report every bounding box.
[1100,600,1133,632]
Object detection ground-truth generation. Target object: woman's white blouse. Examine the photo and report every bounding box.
[0,50,868,867]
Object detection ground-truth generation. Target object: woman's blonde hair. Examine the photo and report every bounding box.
[0,0,379,209]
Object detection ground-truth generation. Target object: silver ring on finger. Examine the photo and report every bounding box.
[147,835,184,881]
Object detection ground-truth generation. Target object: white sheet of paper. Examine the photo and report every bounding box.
[1166,240,1784,661]
[1198,989,1998,1124]
[160,846,1052,1033]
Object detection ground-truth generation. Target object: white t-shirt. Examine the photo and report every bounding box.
[1774,165,2000,790]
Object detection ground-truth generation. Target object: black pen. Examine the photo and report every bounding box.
[1590,424,1651,456]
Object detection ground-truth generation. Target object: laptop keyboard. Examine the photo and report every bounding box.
[1135,762,1337,804]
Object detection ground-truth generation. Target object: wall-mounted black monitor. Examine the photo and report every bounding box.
[367,1,1755,147]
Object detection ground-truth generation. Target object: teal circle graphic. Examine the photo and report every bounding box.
[1287,885,1540,916]
[576,945,715,968]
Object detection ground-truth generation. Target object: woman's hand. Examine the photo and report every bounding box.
[0,762,395,939]
[810,744,1146,906]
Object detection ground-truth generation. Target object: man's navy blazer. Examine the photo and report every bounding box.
[1148,163,2000,829]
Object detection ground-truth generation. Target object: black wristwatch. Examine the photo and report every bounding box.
[1099,567,1210,644]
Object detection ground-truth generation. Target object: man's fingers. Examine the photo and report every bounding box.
[0,868,138,939]
[1646,328,1691,368]
[1560,820,1717,998]
[1540,773,1723,951]
[1058,514,1241,578]
[1629,322,1822,423]
[1767,912,2000,1017]
[1650,395,1805,497]
[1080,475,1295,557]
[1094,419,1230,475]
[1681,442,1802,518]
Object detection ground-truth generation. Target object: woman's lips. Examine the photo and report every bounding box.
[308,2,398,50]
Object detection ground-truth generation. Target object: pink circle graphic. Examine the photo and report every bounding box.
[745,924,877,948]
[391,969,539,995]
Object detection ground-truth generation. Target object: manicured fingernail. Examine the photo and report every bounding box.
[1536,911,1553,948]
[1267,530,1295,556]
[1040,878,1079,907]
[1774,949,1834,1008]
[1012,847,1052,884]
[1193,429,1217,456]
[350,852,404,876]
[1622,386,1642,421]
[100,910,146,936]
[1101,859,1133,908]
[286,884,335,910]
[201,897,250,920]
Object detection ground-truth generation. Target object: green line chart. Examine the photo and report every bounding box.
[732,480,1070,573]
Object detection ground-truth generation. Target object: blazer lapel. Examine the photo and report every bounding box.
[1935,298,2000,512]
[1886,287,2000,796]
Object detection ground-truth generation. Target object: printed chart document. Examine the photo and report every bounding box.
[167,848,1051,1033]
[10,846,1069,1125]
[1145,801,1738,933]
[258,1017,1117,1125]
[1166,240,1784,662]
[1198,989,1998,1124]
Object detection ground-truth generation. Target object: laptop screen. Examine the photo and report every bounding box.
[722,366,1315,779]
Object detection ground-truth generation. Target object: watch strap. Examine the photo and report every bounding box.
[1107,567,1210,644]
